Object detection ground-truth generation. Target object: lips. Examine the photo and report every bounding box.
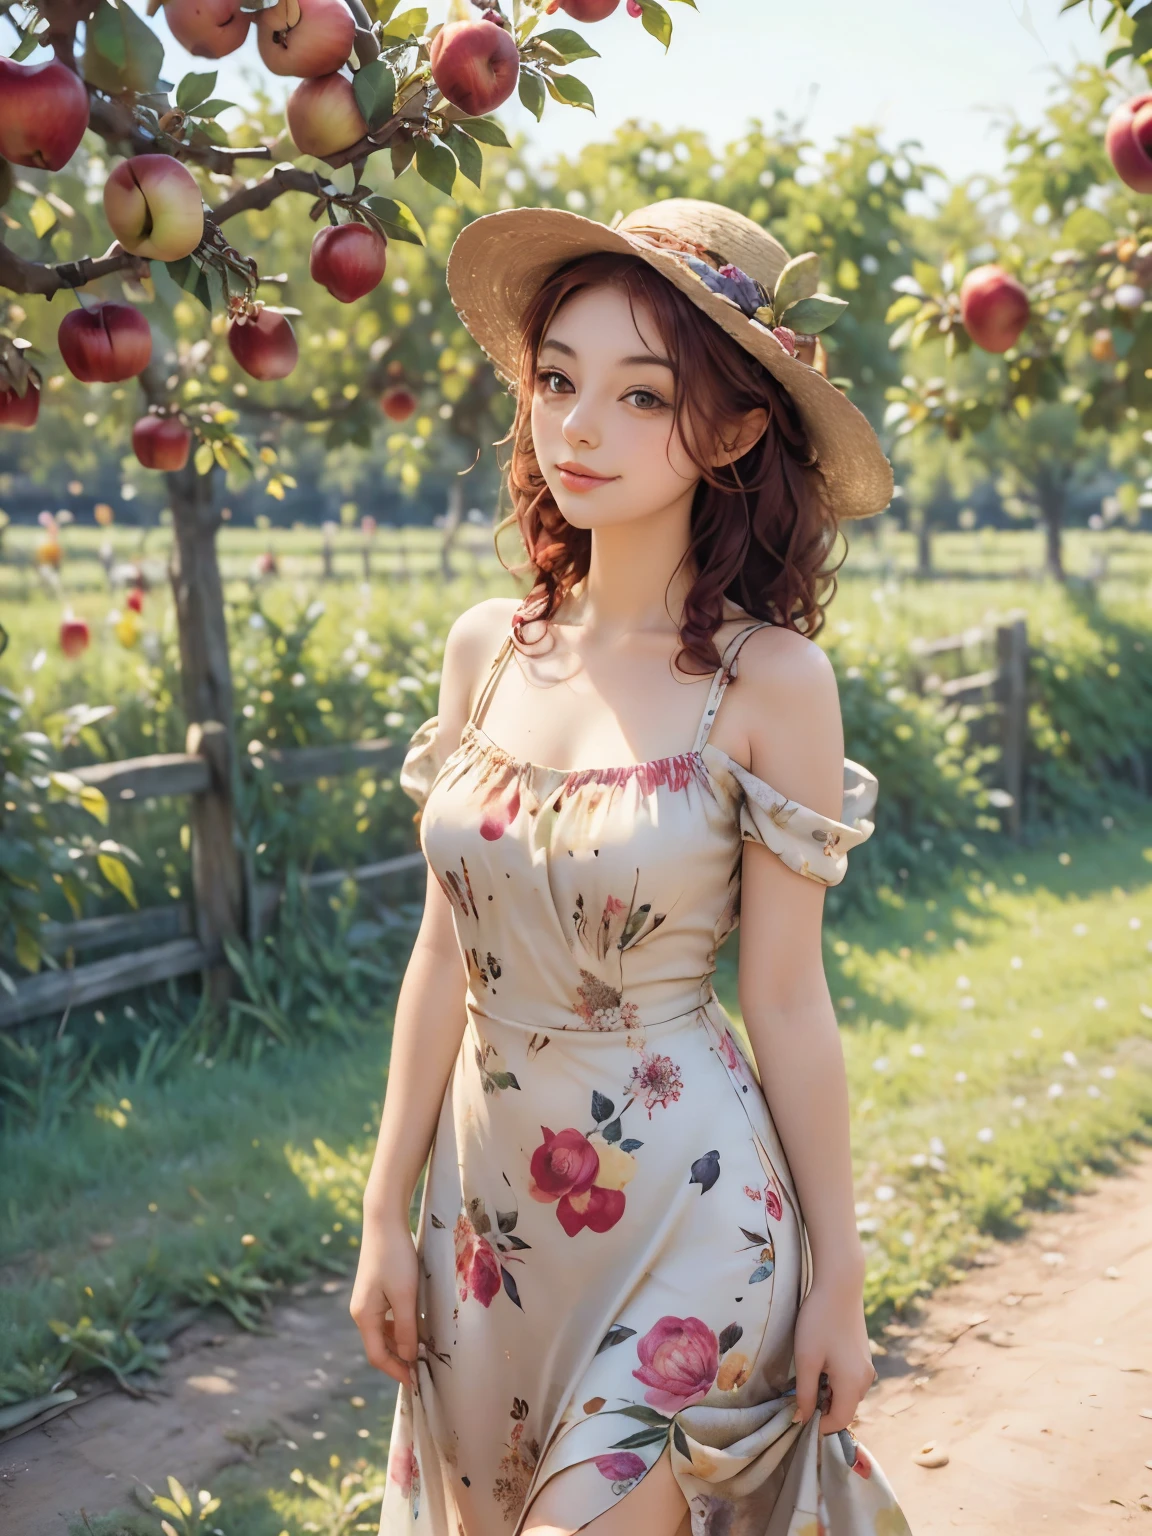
[556,462,616,491]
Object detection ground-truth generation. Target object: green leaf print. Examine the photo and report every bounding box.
[611,1426,671,1450]
[600,1117,622,1144]
[595,1323,637,1354]
[614,1404,671,1426]
[591,1090,615,1123]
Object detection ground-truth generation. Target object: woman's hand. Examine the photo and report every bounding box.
[792,1271,876,1435]
[350,1211,420,1389]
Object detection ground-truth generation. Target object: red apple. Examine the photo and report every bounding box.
[257,0,355,78]
[310,222,387,302]
[429,18,519,117]
[560,0,619,15]
[380,384,416,421]
[256,550,278,575]
[0,379,39,430]
[126,587,145,613]
[286,73,367,157]
[0,58,90,172]
[59,616,90,659]
[164,0,251,57]
[228,308,299,380]
[133,414,192,470]
[959,265,1030,354]
[104,154,205,262]
[1106,93,1152,195]
[58,303,152,383]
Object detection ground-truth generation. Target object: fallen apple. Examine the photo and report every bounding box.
[1106,93,1152,195]
[380,384,417,421]
[59,615,90,658]
[104,154,205,262]
[58,303,153,383]
[257,0,355,78]
[0,58,90,172]
[286,73,367,157]
[0,379,39,430]
[959,265,1030,354]
[228,308,299,379]
[430,17,519,116]
[310,222,387,302]
[133,414,193,470]
[164,0,251,57]
[126,587,145,613]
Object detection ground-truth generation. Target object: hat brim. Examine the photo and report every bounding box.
[445,206,893,521]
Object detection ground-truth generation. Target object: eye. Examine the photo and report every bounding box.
[625,387,668,411]
[535,368,572,395]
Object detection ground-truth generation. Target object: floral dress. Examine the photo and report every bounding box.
[380,620,910,1536]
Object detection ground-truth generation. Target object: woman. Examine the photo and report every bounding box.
[353,197,911,1536]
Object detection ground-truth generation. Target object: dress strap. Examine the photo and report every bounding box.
[468,632,516,731]
[691,621,774,754]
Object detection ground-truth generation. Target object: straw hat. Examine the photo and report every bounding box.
[445,197,892,520]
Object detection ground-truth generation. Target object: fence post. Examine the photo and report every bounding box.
[187,719,243,1001]
[995,619,1029,839]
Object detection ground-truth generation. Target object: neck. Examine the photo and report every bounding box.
[563,495,697,638]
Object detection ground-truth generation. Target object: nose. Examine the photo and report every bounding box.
[561,389,600,452]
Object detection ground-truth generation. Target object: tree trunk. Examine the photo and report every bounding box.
[915,513,932,577]
[440,479,466,582]
[1038,486,1065,581]
[167,456,243,1001]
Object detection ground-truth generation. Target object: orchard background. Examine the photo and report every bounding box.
[3,1,1152,1531]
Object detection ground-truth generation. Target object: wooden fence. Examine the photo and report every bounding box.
[1,615,1033,1031]
[909,614,1030,838]
[0,733,425,1030]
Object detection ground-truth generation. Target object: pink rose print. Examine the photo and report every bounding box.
[717,1030,740,1072]
[528,1126,599,1202]
[453,1212,501,1307]
[632,1315,719,1413]
[764,1183,783,1222]
[528,1126,627,1237]
[594,1452,647,1483]
[556,1182,625,1237]
[388,1443,419,1499]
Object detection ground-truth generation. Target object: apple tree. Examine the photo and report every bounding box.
[0,0,700,963]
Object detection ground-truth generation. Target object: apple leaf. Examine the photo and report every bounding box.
[439,125,483,188]
[518,69,545,121]
[97,853,138,910]
[175,69,217,111]
[884,293,923,325]
[1133,3,1152,57]
[29,198,56,240]
[363,194,424,244]
[780,293,849,334]
[638,0,672,50]
[391,136,418,177]
[415,139,457,196]
[84,0,164,96]
[772,251,820,314]
[364,0,402,20]
[1061,205,1114,253]
[535,27,601,61]
[189,98,236,119]
[455,115,510,147]
[545,72,594,112]
[379,6,427,40]
[353,60,396,131]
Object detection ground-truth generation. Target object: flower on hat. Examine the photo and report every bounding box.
[680,254,769,319]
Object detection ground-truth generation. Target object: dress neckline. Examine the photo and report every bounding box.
[461,716,726,782]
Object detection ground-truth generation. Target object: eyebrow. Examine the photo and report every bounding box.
[538,338,674,370]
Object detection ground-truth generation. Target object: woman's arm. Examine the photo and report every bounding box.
[732,630,874,1435]
[350,599,516,1386]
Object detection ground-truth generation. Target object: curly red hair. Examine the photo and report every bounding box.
[492,250,843,674]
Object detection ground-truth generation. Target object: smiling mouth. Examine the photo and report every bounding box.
[556,463,617,489]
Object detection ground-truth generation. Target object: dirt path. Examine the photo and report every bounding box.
[860,1148,1152,1532]
[0,1278,396,1536]
[5,1155,1152,1535]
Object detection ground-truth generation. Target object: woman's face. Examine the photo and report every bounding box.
[529,283,702,530]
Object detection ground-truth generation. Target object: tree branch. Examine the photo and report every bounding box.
[209,165,324,226]
[0,238,149,297]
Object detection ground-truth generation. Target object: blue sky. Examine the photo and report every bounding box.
[162,0,1108,188]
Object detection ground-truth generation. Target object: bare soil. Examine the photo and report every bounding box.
[6,1153,1152,1535]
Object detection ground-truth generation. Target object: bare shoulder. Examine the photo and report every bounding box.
[730,625,844,818]
[437,597,520,737]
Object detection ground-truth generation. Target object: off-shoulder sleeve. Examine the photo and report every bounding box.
[399,715,443,811]
[728,757,878,887]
